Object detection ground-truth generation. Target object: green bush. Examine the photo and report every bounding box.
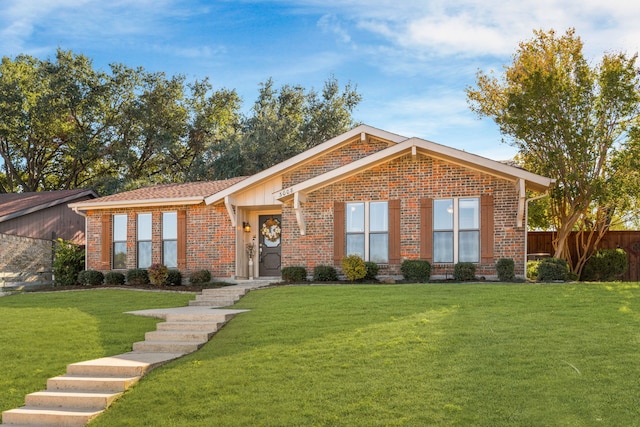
[313,265,338,281]
[78,269,104,286]
[527,260,541,281]
[167,270,182,286]
[496,258,515,282]
[341,255,367,281]
[104,272,125,286]
[364,261,379,281]
[454,262,476,281]
[53,238,85,286]
[581,248,628,281]
[400,259,431,282]
[126,268,149,286]
[189,269,211,285]
[148,263,169,286]
[282,266,307,282]
[537,258,569,282]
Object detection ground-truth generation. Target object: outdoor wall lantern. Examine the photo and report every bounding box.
[243,222,252,233]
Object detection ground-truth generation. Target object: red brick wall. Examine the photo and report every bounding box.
[282,151,524,277]
[85,203,236,279]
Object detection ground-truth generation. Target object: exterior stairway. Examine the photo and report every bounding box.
[1,300,249,426]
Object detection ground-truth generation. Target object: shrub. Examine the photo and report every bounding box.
[537,258,569,282]
[126,268,149,286]
[189,269,211,285]
[341,255,366,281]
[282,266,307,282]
[104,272,125,286]
[313,265,338,281]
[581,248,628,281]
[78,269,104,286]
[53,238,85,286]
[496,258,515,282]
[167,270,182,286]
[148,263,169,286]
[400,259,431,282]
[364,261,379,281]
[454,262,476,281]
[527,260,541,280]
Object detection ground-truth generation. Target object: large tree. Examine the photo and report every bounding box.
[467,29,640,275]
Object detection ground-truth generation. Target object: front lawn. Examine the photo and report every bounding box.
[0,289,194,415]
[88,283,640,426]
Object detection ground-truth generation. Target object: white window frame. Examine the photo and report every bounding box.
[346,201,389,263]
[433,197,480,263]
[137,213,152,269]
[162,211,178,268]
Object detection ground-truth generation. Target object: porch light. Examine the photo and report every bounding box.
[243,222,251,233]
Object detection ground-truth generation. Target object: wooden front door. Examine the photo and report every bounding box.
[259,215,282,277]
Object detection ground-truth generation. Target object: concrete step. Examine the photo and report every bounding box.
[47,375,140,393]
[1,406,103,426]
[24,391,120,410]
[164,312,234,323]
[200,287,248,296]
[188,298,238,307]
[156,321,222,332]
[66,355,164,378]
[131,340,202,354]
[145,330,213,342]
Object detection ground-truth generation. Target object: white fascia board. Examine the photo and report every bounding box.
[68,197,205,211]
[204,124,409,205]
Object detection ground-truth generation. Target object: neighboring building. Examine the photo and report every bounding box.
[0,189,97,243]
[0,189,97,286]
[69,125,554,280]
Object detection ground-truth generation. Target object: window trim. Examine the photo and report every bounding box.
[162,211,178,268]
[433,197,480,264]
[137,213,152,269]
[345,201,389,263]
[112,214,128,270]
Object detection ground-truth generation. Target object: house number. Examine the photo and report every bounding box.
[278,188,294,198]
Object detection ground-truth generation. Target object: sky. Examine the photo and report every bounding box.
[1,0,639,161]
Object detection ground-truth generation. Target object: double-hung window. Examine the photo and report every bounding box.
[113,214,128,269]
[433,198,479,263]
[346,201,388,263]
[137,213,152,268]
[163,212,178,268]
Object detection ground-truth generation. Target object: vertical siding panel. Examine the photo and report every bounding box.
[333,201,345,264]
[420,198,433,261]
[388,199,401,264]
[481,195,494,263]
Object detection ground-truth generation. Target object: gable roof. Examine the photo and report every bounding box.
[68,178,247,211]
[0,189,98,222]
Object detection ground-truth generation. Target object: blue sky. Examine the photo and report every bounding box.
[1,0,638,160]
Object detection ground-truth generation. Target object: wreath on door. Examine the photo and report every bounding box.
[261,217,281,242]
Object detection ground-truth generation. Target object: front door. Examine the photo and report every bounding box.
[259,215,282,276]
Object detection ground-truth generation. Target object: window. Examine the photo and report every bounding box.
[163,212,177,268]
[137,213,152,268]
[433,198,479,263]
[346,201,388,263]
[113,214,127,269]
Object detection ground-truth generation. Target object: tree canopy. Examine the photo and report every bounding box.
[0,49,361,195]
[467,28,640,274]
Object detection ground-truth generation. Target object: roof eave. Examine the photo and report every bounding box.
[68,196,205,211]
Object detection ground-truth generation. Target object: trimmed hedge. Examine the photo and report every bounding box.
[400,259,431,283]
[364,261,379,281]
[78,269,104,286]
[341,255,366,281]
[189,269,211,285]
[282,266,307,282]
[167,270,183,286]
[581,248,627,281]
[537,258,569,282]
[454,262,476,281]
[105,272,125,286]
[313,265,338,281]
[496,258,515,282]
[126,269,149,286]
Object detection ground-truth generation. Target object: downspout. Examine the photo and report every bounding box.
[524,192,549,279]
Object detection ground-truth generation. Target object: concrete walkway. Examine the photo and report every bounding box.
[1,279,275,426]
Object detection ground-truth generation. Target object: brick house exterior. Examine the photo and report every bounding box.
[70,125,554,280]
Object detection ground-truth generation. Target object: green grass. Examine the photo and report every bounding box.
[88,283,640,426]
[0,289,194,415]
[2,285,639,426]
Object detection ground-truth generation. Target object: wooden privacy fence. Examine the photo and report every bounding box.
[527,231,640,282]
